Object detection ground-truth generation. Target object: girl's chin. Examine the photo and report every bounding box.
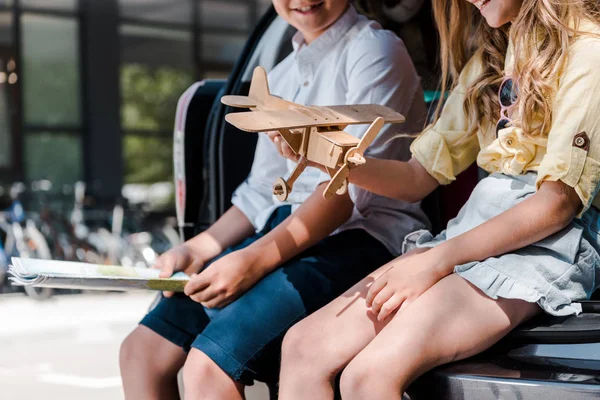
[483,16,510,28]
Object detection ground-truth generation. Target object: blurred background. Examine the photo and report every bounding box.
[0,1,272,399]
[0,0,270,205]
[1,2,595,399]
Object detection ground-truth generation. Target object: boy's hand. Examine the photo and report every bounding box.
[154,243,205,297]
[266,131,300,162]
[266,131,327,173]
[365,249,446,322]
[184,248,263,309]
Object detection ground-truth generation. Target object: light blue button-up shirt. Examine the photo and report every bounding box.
[232,6,429,256]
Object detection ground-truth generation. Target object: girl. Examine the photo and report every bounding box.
[275,0,600,398]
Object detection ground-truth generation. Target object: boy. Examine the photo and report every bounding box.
[119,1,428,398]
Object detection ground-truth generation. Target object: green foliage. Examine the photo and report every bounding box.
[121,64,193,132]
[121,64,192,185]
[123,135,173,184]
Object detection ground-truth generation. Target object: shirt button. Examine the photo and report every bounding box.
[303,81,309,87]
[573,132,589,150]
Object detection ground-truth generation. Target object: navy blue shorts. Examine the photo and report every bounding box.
[140,206,392,385]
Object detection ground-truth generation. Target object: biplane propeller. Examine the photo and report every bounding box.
[221,66,405,201]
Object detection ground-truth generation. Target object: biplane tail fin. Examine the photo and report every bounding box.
[221,66,295,110]
[220,67,271,109]
[249,66,294,110]
[248,66,271,103]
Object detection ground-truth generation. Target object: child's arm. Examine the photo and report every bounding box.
[270,137,439,203]
[433,180,581,272]
[243,183,354,270]
[155,206,256,296]
[183,183,354,308]
[180,206,257,263]
[367,180,582,321]
[347,157,439,202]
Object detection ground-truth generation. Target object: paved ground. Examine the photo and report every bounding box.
[0,291,269,400]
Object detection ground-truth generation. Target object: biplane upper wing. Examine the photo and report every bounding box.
[325,105,405,124]
[225,109,321,132]
[225,105,405,132]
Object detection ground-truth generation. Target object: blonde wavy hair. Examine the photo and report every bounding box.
[432,0,600,138]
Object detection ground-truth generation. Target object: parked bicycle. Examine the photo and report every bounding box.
[0,184,53,300]
[0,180,180,300]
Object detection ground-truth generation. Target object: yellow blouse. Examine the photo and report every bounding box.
[410,23,600,216]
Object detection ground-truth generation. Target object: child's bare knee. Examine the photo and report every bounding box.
[183,350,238,400]
[119,329,146,370]
[182,354,211,398]
[282,321,347,379]
[283,321,330,366]
[281,322,309,361]
[183,352,212,381]
[339,361,375,400]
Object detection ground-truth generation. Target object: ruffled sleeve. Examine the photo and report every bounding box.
[536,35,600,216]
[410,53,483,185]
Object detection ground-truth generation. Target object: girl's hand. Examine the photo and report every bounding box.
[366,249,448,322]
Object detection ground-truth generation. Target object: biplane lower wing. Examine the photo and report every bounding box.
[318,130,360,147]
[225,106,405,132]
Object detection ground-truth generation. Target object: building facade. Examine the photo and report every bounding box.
[0,0,270,202]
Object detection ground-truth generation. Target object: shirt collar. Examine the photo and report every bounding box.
[291,5,359,75]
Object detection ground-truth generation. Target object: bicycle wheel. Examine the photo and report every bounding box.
[24,285,54,300]
[22,220,54,300]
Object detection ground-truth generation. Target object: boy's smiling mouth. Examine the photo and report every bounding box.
[292,2,325,15]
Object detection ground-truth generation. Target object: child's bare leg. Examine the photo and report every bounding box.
[120,325,186,399]
[279,250,426,399]
[182,348,245,400]
[339,273,540,400]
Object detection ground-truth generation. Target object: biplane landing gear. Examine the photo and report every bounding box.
[273,177,291,201]
[272,157,308,201]
[336,178,348,195]
[323,118,384,200]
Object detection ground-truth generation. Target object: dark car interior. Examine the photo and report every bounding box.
[173,2,600,398]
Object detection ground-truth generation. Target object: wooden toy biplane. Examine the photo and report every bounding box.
[221,66,405,201]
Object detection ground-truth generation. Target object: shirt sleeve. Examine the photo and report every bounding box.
[343,30,422,134]
[231,132,287,227]
[312,30,423,187]
[409,53,483,185]
[337,29,428,223]
[536,38,600,216]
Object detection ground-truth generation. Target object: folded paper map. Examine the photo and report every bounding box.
[8,257,190,292]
